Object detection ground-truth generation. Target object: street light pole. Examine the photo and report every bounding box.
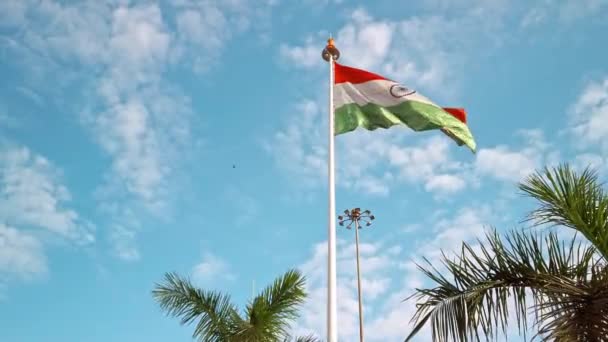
[338,208,375,342]
[354,216,363,342]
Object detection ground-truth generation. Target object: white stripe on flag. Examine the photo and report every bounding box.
[334,79,439,109]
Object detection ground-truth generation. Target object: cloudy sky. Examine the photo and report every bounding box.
[0,0,607,341]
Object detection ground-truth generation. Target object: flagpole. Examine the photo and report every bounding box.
[322,37,340,342]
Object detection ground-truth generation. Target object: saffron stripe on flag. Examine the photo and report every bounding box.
[335,62,391,84]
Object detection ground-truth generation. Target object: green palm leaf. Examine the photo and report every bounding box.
[237,269,307,340]
[520,164,608,259]
[406,230,601,341]
[292,335,322,342]
[152,272,239,341]
[406,164,608,342]
[153,269,317,342]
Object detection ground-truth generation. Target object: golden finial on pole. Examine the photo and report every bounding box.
[322,36,340,62]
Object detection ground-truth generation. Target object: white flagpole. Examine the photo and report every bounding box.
[322,37,340,342]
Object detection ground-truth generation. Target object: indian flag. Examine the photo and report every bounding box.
[333,62,477,152]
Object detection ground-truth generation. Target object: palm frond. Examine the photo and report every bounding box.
[293,335,322,342]
[519,164,608,259]
[282,334,322,342]
[533,265,608,341]
[152,272,239,341]
[239,269,307,341]
[405,229,601,342]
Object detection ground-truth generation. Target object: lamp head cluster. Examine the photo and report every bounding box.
[338,208,375,229]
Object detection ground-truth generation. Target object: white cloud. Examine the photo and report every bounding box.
[171,0,277,72]
[263,100,326,189]
[384,136,469,192]
[0,146,94,243]
[520,0,608,28]
[4,0,275,72]
[2,0,277,260]
[520,5,548,29]
[402,223,422,234]
[0,145,92,284]
[94,201,142,262]
[574,153,605,172]
[425,173,466,193]
[77,0,272,259]
[82,0,275,258]
[559,0,608,21]
[192,252,235,286]
[0,0,186,260]
[108,5,170,70]
[475,129,555,183]
[176,8,225,50]
[83,4,193,259]
[109,224,140,262]
[570,78,608,150]
[333,9,394,71]
[279,38,323,69]
[173,6,228,72]
[475,146,537,182]
[17,0,112,66]
[420,0,510,12]
[279,7,507,97]
[90,97,180,211]
[366,279,429,341]
[0,224,47,280]
[420,207,490,262]
[350,176,391,196]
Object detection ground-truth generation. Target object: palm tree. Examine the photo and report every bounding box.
[405,164,608,341]
[153,269,320,342]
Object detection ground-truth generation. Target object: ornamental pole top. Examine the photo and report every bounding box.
[322,37,340,62]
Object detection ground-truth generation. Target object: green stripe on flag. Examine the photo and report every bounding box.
[334,101,477,152]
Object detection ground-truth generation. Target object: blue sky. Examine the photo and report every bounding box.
[0,0,607,341]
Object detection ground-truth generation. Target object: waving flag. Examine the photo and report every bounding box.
[333,62,476,152]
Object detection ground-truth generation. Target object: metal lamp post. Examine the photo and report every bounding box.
[338,208,375,342]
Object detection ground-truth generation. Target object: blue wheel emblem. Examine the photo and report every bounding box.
[389,84,416,98]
